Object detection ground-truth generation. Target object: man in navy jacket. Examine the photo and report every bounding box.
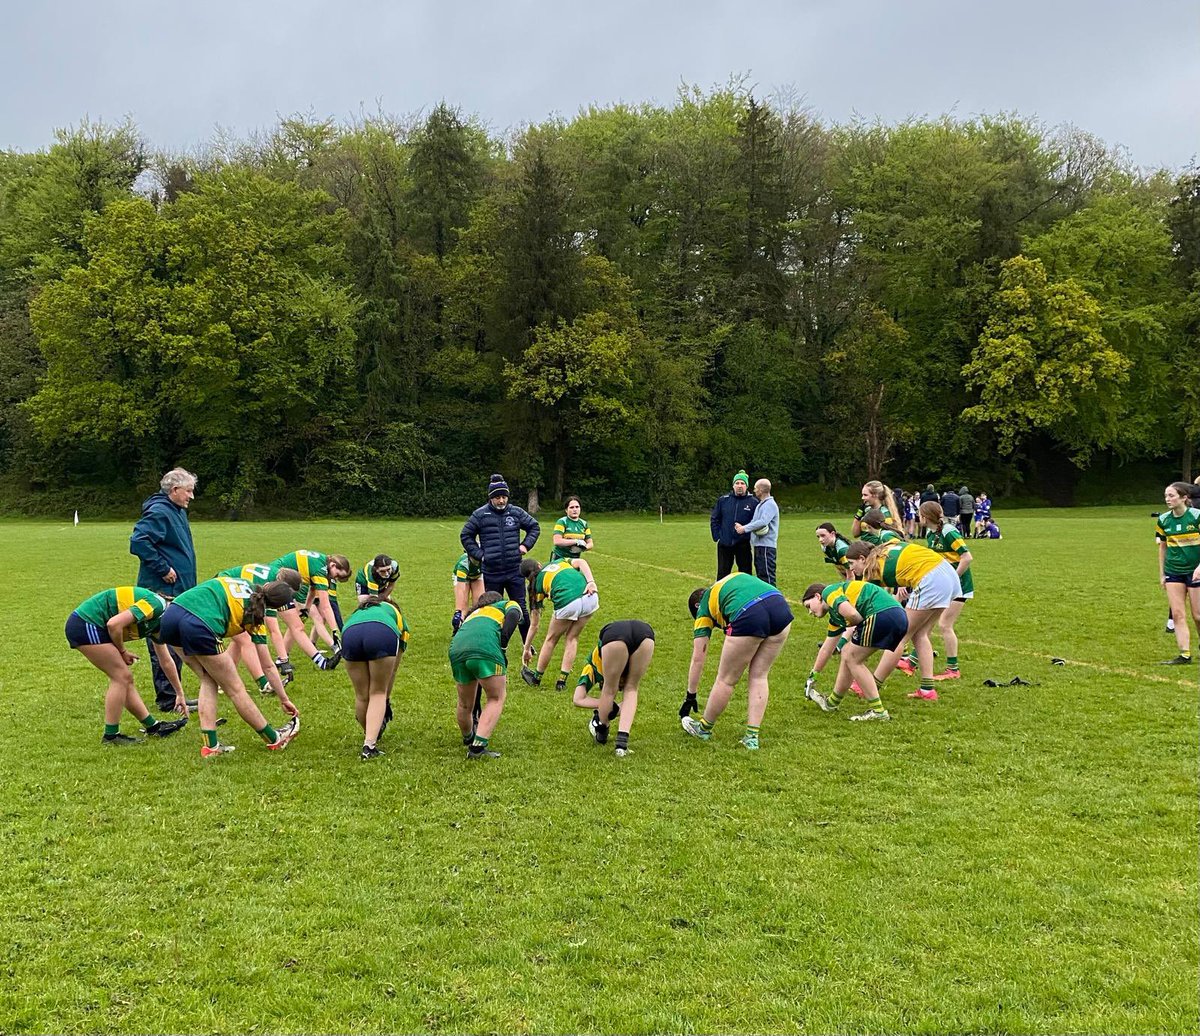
[460,474,540,639]
[710,470,757,579]
[130,468,198,712]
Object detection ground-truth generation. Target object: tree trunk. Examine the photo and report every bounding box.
[527,487,539,514]
[1184,440,1195,484]
[554,440,568,504]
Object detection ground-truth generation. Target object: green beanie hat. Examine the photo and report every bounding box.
[733,470,750,488]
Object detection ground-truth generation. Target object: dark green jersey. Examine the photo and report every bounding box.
[74,586,167,642]
[449,599,523,665]
[218,563,273,586]
[550,515,592,561]
[822,537,850,569]
[820,581,903,637]
[576,642,604,693]
[860,528,903,547]
[1156,508,1200,575]
[925,523,974,594]
[269,551,332,593]
[344,600,410,652]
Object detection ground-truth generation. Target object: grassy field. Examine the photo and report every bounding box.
[0,509,1196,1034]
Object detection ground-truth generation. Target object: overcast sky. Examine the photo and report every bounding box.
[3,0,1196,170]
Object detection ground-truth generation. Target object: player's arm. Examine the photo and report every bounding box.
[522,603,542,661]
[573,558,597,594]
[955,547,973,576]
[149,639,188,713]
[255,640,297,715]
[105,610,141,666]
[837,601,864,627]
[811,633,840,675]
[310,588,337,647]
[686,635,710,697]
[499,606,522,651]
[1158,540,1167,585]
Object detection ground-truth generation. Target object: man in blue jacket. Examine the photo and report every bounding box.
[710,470,757,579]
[130,468,198,713]
[737,478,780,586]
[460,474,540,640]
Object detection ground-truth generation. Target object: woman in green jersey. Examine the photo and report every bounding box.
[1157,481,1200,665]
[918,501,974,680]
[815,522,852,579]
[519,556,600,691]
[66,587,189,744]
[679,572,793,750]
[341,597,410,759]
[354,554,399,606]
[449,592,524,760]
[550,496,593,562]
[451,551,485,634]
[264,550,351,676]
[159,577,301,757]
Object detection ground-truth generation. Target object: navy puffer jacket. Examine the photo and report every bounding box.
[461,502,540,577]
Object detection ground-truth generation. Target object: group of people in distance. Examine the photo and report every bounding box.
[799,480,976,720]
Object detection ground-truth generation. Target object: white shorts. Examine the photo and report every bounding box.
[554,593,600,622]
[907,563,961,610]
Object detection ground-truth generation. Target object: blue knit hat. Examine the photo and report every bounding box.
[488,473,510,498]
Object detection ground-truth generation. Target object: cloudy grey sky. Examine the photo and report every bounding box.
[3,0,1196,169]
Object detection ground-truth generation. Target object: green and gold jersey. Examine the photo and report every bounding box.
[344,600,410,652]
[173,577,268,644]
[1156,508,1200,575]
[925,523,974,594]
[269,551,332,594]
[854,504,898,529]
[823,537,850,569]
[354,562,396,598]
[820,581,903,637]
[693,573,778,639]
[550,515,592,561]
[876,543,945,589]
[531,560,588,610]
[74,586,167,642]
[449,599,523,664]
[577,642,604,693]
[453,552,483,583]
[860,527,903,547]
[218,562,273,586]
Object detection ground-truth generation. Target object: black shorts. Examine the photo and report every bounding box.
[850,608,908,651]
[159,605,221,656]
[65,611,112,649]
[341,621,400,662]
[599,620,655,653]
[728,593,793,638]
[1165,573,1200,588]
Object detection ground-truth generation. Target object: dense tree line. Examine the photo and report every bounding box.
[1,86,1196,516]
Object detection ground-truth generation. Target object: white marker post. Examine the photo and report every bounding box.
[74,510,79,526]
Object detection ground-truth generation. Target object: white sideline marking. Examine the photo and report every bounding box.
[593,551,1198,690]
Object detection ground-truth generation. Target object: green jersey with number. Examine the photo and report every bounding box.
[693,573,778,639]
[531,560,587,610]
[173,576,268,643]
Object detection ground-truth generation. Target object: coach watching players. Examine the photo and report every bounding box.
[129,467,197,714]
[711,470,757,579]
[736,478,780,586]
[461,474,541,640]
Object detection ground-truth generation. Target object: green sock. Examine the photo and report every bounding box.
[202,728,219,749]
[828,690,844,708]
[104,722,120,737]
[1183,651,1192,660]
[258,723,278,744]
[698,717,715,734]
[471,734,489,750]
[256,673,269,690]
[834,637,847,654]
[947,656,959,672]
[745,724,760,738]
[904,649,918,664]
[558,669,570,682]
[140,714,158,730]
[866,696,885,713]
[920,680,934,695]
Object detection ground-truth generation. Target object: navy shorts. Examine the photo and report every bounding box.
[65,611,112,649]
[159,604,221,656]
[341,621,400,662]
[1165,573,1200,588]
[851,608,908,651]
[728,593,793,638]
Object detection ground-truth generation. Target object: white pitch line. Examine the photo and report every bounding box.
[593,551,1198,690]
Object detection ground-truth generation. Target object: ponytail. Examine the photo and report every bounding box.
[919,501,945,528]
[242,579,296,631]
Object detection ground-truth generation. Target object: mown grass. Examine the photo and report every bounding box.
[0,509,1195,1034]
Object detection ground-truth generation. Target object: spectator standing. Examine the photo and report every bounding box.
[460,474,540,642]
[710,470,757,579]
[129,468,197,713]
[919,484,939,505]
[957,486,976,537]
[736,479,780,586]
[940,485,960,525]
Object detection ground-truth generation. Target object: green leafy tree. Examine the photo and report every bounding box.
[963,255,1129,465]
